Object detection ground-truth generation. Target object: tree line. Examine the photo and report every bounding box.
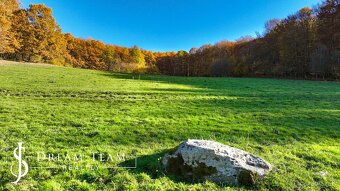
[157,0,340,79]
[0,1,161,73]
[0,0,339,80]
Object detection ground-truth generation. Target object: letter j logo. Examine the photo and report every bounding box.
[10,142,29,184]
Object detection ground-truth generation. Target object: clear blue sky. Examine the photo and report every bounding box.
[21,0,322,52]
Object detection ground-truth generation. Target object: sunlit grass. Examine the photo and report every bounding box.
[0,62,339,190]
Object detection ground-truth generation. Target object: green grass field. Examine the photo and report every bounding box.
[0,61,339,190]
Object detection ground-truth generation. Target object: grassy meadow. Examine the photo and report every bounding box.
[0,61,339,190]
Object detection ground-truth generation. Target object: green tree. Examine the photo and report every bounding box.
[129,46,146,71]
[130,46,145,64]
[103,46,121,71]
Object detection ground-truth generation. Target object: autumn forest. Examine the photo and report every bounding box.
[0,0,339,80]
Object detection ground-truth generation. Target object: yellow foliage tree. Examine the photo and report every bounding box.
[0,0,20,54]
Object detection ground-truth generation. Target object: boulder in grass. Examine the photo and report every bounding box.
[162,139,271,186]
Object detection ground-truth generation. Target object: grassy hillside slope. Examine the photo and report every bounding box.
[0,61,339,190]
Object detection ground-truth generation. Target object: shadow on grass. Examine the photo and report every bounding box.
[101,71,338,85]
[99,72,340,146]
[119,150,254,189]
[120,150,167,179]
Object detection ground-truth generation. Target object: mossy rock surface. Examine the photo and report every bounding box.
[165,153,217,181]
[162,140,271,186]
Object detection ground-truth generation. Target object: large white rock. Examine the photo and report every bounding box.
[162,139,271,186]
